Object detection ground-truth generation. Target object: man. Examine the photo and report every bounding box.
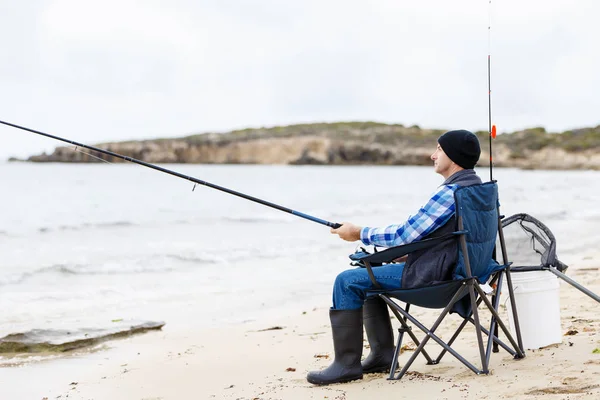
[307,129,483,385]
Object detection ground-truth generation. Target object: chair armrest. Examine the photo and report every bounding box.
[349,230,467,265]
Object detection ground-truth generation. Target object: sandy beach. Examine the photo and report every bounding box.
[1,264,598,400]
[2,165,600,400]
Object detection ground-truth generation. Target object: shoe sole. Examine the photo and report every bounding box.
[307,374,363,385]
[362,367,389,374]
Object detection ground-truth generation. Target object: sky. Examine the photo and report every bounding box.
[1,0,599,160]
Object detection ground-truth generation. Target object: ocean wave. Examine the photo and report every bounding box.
[36,262,179,276]
[0,254,220,287]
[64,221,136,230]
[38,221,136,234]
[0,320,164,354]
[221,215,290,224]
[0,243,327,288]
[0,264,88,286]
[165,254,220,264]
[0,272,33,286]
[532,210,568,221]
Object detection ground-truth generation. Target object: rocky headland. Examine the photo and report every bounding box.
[20,122,600,170]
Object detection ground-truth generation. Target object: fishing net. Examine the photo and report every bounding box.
[500,213,568,272]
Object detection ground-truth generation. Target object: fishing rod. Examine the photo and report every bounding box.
[487,0,497,181]
[0,119,342,229]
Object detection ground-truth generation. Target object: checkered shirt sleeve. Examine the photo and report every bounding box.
[360,184,458,248]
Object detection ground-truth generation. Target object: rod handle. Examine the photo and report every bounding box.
[331,223,342,229]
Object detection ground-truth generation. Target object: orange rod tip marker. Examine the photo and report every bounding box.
[491,124,497,139]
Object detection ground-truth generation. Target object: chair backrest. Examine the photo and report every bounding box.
[453,182,500,282]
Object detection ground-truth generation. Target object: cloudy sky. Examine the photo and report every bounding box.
[1,0,598,160]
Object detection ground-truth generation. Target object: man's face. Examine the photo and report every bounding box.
[431,143,453,176]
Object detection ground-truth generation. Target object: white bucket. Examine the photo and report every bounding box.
[506,271,562,349]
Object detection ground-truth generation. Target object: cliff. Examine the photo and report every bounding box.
[24,122,600,170]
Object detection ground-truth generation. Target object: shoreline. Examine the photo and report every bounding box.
[6,159,600,172]
[2,266,599,400]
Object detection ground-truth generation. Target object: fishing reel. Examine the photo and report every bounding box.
[348,246,383,268]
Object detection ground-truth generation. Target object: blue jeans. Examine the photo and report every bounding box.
[332,263,405,310]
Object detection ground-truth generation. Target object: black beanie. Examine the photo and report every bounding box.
[438,129,481,169]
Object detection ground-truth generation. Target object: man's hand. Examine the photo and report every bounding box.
[330,222,362,242]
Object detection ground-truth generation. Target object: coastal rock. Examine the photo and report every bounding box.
[0,320,165,354]
[22,122,600,170]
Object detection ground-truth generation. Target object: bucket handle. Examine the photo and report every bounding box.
[503,285,521,307]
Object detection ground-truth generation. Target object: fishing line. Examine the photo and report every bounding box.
[72,145,113,164]
[1,119,342,229]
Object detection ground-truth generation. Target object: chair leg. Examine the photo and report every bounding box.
[380,298,435,367]
[396,306,482,378]
[388,324,409,380]
[492,309,500,353]
[474,284,525,359]
[388,287,485,379]
[498,221,525,354]
[379,280,523,380]
[437,286,518,364]
[382,300,409,379]
[470,317,517,356]
[468,283,489,374]
[435,317,469,363]
[486,274,504,360]
[504,270,525,357]
[491,249,499,354]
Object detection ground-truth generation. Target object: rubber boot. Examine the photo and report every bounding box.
[361,297,395,373]
[306,308,364,385]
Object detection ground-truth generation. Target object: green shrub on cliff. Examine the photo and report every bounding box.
[496,126,600,153]
[186,122,598,154]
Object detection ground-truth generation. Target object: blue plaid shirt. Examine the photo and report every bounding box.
[360,184,458,248]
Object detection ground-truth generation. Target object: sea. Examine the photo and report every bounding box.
[1,162,599,363]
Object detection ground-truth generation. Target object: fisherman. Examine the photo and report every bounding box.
[307,129,483,385]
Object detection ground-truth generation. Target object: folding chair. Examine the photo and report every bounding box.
[350,181,526,380]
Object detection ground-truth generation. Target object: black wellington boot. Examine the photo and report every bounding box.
[306,308,364,385]
[361,297,395,373]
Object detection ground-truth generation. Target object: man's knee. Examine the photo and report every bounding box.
[334,268,362,290]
